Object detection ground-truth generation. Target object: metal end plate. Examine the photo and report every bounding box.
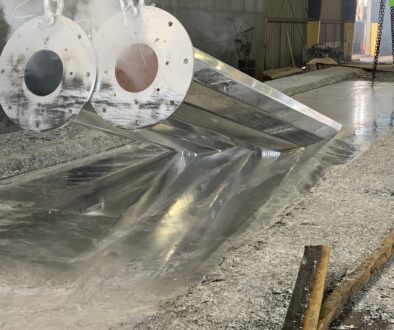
[90,6,194,130]
[0,16,97,131]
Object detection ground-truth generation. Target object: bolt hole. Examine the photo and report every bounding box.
[156,88,160,92]
[168,21,173,27]
[86,72,90,77]
[102,108,107,113]
[70,72,73,76]
[170,100,175,105]
[184,58,189,64]
[77,34,82,39]
[166,61,170,66]
[134,100,139,105]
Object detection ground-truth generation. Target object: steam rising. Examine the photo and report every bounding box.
[0,0,120,36]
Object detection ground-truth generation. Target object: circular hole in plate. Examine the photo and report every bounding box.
[115,43,159,93]
[24,50,63,97]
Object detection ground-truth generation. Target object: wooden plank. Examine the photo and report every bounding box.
[318,231,394,330]
[263,67,304,80]
[283,245,330,330]
[307,57,339,65]
[303,245,330,329]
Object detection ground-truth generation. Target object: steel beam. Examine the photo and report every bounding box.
[77,48,341,153]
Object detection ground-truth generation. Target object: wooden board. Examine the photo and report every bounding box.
[318,231,394,330]
[263,67,304,80]
[283,245,330,330]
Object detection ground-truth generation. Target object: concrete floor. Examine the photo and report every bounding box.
[0,72,393,329]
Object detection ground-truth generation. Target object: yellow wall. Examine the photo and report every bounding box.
[344,23,355,60]
[307,21,321,49]
[369,23,378,56]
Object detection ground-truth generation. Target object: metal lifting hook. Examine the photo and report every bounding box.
[44,0,64,24]
[120,0,145,16]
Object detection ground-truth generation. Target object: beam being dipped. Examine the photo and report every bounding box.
[79,48,342,153]
[69,4,341,151]
[191,49,342,147]
[1,3,341,152]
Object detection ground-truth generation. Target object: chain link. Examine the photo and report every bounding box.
[44,0,64,17]
[120,0,136,14]
[391,6,394,67]
[120,0,145,16]
[371,0,385,86]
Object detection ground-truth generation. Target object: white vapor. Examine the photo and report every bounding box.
[0,0,120,36]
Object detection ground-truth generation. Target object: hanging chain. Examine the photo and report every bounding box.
[44,0,64,17]
[43,0,64,25]
[391,6,394,67]
[371,0,386,86]
[120,0,137,15]
[120,0,145,16]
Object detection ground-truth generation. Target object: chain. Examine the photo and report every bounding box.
[371,0,386,86]
[43,0,64,26]
[120,0,137,15]
[391,6,394,67]
[44,0,64,16]
[120,0,145,16]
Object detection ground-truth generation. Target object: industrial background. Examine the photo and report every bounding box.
[153,0,358,72]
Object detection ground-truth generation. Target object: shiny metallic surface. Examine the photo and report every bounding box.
[295,80,394,152]
[1,80,393,327]
[75,109,234,153]
[76,103,299,154]
[192,49,342,146]
[90,6,194,129]
[86,5,340,147]
[171,102,299,151]
[80,45,342,152]
[0,4,340,148]
[0,15,96,131]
